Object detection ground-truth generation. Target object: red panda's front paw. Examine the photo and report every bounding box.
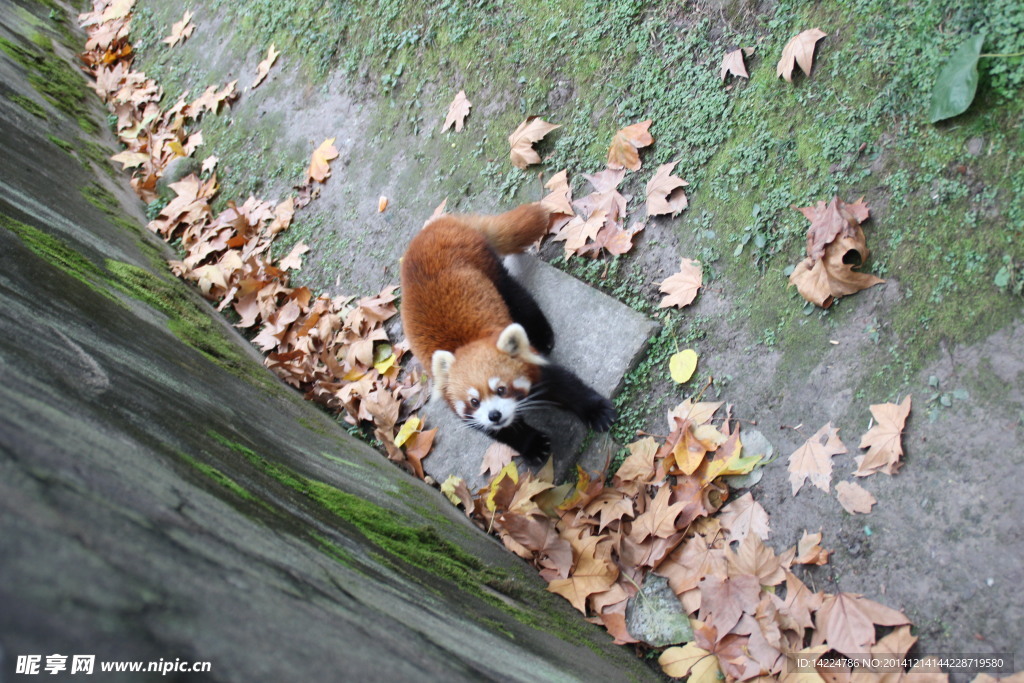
[519,432,552,467]
[586,397,617,432]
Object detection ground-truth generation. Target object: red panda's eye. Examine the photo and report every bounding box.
[470,397,480,408]
[496,386,506,396]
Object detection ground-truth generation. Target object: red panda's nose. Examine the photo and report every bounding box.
[488,409,502,423]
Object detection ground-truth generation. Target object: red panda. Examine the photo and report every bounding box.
[400,203,616,465]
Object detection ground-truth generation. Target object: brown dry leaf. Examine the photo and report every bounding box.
[718,492,771,543]
[645,161,689,217]
[579,220,645,258]
[698,574,761,637]
[798,197,871,261]
[613,437,658,492]
[657,533,728,598]
[278,241,309,271]
[835,480,876,514]
[777,28,827,82]
[252,44,280,89]
[855,395,912,477]
[658,258,702,309]
[404,427,436,479]
[629,484,687,542]
[162,10,194,47]
[546,537,618,613]
[793,530,831,566]
[100,0,136,22]
[480,442,517,477]
[584,489,635,532]
[307,137,339,184]
[727,534,785,586]
[442,90,471,133]
[813,592,910,656]
[607,119,653,171]
[189,80,238,116]
[541,169,574,219]
[508,116,560,169]
[788,422,846,495]
[720,48,750,81]
[554,210,606,259]
[659,642,720,680]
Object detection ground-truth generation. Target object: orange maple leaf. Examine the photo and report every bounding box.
[607,119,653,171]
[718,492,771,543]
[628,484,687,543]
[658,258,702,309]
[306,137,339,184]
[777,28,827,82]
[508,116,560,169]
[441,90,471,133]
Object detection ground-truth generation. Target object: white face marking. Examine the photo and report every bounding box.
[471,396,518,431]
[512,377,531,392]
[467,387,480,400]
[454,400,466,416]
[488,377,501,392]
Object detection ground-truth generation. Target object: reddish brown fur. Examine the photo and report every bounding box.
[400,203,550,368]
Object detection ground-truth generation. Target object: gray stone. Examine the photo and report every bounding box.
[624,574,694,648]
[422,254,660,491]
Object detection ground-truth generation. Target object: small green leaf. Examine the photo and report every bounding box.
[994,265,1011,288]
[929,33,985,123]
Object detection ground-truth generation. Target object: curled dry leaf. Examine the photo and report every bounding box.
[442,90,471,133]
[607,119,653,171]
[777,28,827,82]
[645,161,689,217]
[508,116,560,169]
[789,197,883,308]
[252,44,280,89]
[541,169,574,221]
[720,48,749,81]
[658,258,702,309]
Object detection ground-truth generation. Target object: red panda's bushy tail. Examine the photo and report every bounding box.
[465,203,551,255]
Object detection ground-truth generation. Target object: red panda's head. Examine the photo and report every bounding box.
[431,324,546,432]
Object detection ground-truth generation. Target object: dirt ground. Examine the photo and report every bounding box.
[124,0,1023,675]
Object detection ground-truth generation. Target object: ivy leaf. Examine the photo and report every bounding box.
[929,33,985,123]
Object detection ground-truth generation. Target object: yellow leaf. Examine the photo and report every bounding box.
[373,353,396,374]
[167,140,186,157]
[440,475,464,505]
[659,642,718,679]
[669,349,698,383]
[394,416,421,447]
[485,461,519,512]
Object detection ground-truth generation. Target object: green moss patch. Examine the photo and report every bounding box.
[0,35,98,133]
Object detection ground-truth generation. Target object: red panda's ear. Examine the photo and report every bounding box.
[496,324,548,366]
[431,350,455,400]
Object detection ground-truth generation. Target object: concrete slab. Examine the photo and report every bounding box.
[422,254,660,491]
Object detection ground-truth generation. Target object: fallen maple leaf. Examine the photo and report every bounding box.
[645,161,689,217]
[541,169,574,219]
[659,642,720,680]
[404,427,436,480]
[777,28,827,82]
[658,258,702,309]
[442,90,471,133]
[252,44,280,89]
[607,119,653,171]
[307,137,339,184]
[787,422,846,495]
[793,530,831,566]
[836,480,876,514]
[508,116,560,169]
[720,48,750,81]
[855,395,912,477]
[162,10,194,47]
[547,537,618,613]
[697,574,761,637]
[629,484,687,542]
[813,592,910,656]
[718,492,770,543]
[480,442,516,477]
